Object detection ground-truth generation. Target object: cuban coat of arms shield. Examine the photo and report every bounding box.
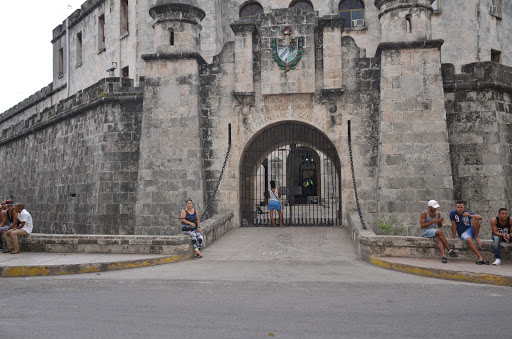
[272,27,304,72]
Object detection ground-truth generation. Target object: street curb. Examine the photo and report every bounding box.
[0,254,191,277]
[370,257,512,287]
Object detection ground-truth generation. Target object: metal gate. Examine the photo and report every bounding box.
[240,122,341,226]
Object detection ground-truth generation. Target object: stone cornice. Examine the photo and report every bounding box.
[230,21,259,35]
[141,52,207,65]
[375,0,434,19]
[149,2,205,22]
[375,39,444,56]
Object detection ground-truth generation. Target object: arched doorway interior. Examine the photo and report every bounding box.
[240,122,341,226]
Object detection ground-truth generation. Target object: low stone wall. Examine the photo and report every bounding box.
[347,212,511,261]
[20,211,235,255]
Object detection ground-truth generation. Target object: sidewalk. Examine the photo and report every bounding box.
[0,252,190,277]
[371,256,512,287]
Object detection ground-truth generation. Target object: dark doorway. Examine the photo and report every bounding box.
[240,121,341,226]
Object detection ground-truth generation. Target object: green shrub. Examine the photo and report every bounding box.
[378,218,405,236]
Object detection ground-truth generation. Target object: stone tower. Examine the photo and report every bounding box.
[135,0,206,235]
[374,0,454,234]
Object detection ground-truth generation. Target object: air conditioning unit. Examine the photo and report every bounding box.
[351,19,365,28]
[490,5,498,16]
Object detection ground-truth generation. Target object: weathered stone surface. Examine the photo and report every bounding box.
[1,1,511,238]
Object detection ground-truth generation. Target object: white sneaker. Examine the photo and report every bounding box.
[492,259,501,266]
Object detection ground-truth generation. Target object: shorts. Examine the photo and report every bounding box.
[422,228,440,239]
[268,200,281,211]
[460,226,476,241]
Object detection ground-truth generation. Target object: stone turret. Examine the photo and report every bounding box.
[374,0,454,234]
[135,0,206,235]
[149,0,205,54]
[375,0,434,42]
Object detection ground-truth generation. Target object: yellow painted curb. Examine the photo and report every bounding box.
[370,257,512,287]
[0,254,191,278]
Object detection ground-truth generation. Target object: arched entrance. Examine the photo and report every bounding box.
[240,121,341,226]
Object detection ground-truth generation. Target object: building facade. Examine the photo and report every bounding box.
[0,0,511,236]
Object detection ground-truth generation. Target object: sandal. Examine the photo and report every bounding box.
[475,260,490,265]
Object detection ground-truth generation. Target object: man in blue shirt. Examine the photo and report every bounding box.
[450,201,489,264]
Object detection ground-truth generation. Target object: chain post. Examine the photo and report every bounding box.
[348,121,367,230]
[201,124,232,220]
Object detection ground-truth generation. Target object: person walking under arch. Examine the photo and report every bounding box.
[268,180,284,228]
[420,200,458,263]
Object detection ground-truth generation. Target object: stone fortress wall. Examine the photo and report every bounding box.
[0,0,511,237]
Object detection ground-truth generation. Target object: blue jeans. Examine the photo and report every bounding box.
[492,234,510,259]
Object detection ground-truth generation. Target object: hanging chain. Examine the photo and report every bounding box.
[348,127,367,230]
[200,141,231,220]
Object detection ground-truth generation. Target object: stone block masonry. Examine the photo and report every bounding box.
[376,41,454,236]
[0,78,143,235]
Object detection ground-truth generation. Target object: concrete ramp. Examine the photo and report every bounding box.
[206,227,357,263]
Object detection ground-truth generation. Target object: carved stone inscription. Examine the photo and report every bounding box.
[251,94,319,131]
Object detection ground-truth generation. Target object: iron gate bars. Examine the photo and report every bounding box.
[240,121,341,226]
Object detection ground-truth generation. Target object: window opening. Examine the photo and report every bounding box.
[339,0,365,28]
[289,0,314,12]
[58,48,64,76]
[490,0,502,17]
[121,0,129,34]
[239,2,263,21]
[98,14,105,51]
[491,49,501,63]
[170,29,174,45]
[76,32,82,66]
[406,16,412,33]
[122,66,129,78]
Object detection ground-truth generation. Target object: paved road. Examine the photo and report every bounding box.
[1,227,511,338]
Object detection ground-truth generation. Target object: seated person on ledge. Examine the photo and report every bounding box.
[180,198,203,258]
[490,208,511,266]
[449,201,489,265]
[420,200,458,263]
[3,203,33,254]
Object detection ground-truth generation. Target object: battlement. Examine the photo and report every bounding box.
[442,61,512,93]
[52,0,105,42]
[0,77,143,145]
[0,83,65,124]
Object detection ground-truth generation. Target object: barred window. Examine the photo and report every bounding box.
[239,2,263,21]
[289,0,314,12]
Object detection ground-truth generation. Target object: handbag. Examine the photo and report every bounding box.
[181,223,196,232]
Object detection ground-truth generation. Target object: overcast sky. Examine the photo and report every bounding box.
[0,0,85,113]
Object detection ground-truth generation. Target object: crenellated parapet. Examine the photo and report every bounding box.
[0,78,142,146]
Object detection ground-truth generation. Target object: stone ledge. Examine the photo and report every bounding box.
[18,211,235,255]
[346,212,510,262]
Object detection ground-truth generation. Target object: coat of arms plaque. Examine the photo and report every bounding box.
[272,27,304,72]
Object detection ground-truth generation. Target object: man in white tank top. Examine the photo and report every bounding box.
[420,200,458,263]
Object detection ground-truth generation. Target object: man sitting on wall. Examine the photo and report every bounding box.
[0,200,18,252]
[450,201,489,265]
[420,200,458,263]
[3,203,33,254]
[490,208,511,266]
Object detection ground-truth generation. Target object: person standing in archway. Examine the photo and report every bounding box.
[269,180,284,228]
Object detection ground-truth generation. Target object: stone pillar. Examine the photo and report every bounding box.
[318,16,344,90]
[374,0,453,235]
[136,0,206,235]
[231,22,257,95]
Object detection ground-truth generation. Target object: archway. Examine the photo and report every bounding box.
[240,121,341,226]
